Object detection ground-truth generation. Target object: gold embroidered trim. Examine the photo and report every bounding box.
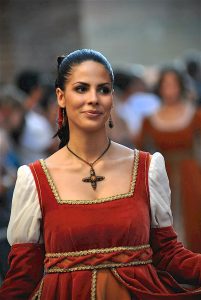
[46,259,152,273]
[39,149,139,205]
[111,268,125,284]
[45,244,150,258]
[31,278,44,300]
[91,270,97,300]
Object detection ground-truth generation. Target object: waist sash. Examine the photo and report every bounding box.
[44,244,152,273]
[32,245,152,299]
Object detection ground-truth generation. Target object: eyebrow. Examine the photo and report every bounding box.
[73,81,111,86]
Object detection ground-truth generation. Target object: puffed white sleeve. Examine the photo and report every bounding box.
[148,152,173,228]
[7,165,43,245]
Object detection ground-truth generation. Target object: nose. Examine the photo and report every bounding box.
[87,89,99,105]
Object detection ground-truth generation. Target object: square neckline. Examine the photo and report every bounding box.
[39,149,139,205]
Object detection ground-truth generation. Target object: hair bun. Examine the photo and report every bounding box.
[57,55,65,68]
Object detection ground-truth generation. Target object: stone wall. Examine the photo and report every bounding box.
[80,0,201,68]
[0,0,82,84]
[0,0,200,84]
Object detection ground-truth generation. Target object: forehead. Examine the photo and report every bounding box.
[68,60,111,83]
[162,72,179,82]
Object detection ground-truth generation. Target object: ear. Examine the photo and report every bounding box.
[56,88,65,108]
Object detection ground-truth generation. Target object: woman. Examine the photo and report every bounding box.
[0,50,201,299]
[137,67,201,253]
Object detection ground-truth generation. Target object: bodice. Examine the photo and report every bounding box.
[30,150,151,254]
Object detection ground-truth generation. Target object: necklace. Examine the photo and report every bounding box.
[66,139,111,190]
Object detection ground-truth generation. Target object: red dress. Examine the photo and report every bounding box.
[0,151,201,299]
[138,108,201,252]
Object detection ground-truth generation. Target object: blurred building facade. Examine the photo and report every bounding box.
[81,0,201,67]
[0,0,82,84]
[0,0,200,84]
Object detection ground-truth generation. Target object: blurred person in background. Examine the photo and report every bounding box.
[16,70,54,164]
[0,86,25,167]
[105,75,133,148]
[106,103,133,149]
[137,66,201,252]
[114,70,160,142]
[185,55,201,106]
[0,88,25,282]
[0,129,12,284]
[40,84,60,154]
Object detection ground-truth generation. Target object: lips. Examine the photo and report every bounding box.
[84,110,102,114]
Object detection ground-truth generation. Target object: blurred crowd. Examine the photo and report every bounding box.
[1,53,201,282]
[0,70,59,282]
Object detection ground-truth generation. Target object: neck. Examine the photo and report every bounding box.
[162,98,183,109]
[67,129,110,162]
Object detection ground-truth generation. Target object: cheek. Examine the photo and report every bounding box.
[103,95,113,109]
[65,94,85,111]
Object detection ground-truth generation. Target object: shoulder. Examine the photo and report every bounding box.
[12,164,38,197]
[110,141,134,160]
[148,152,173,227]
[148,152,170,197]
[150,151,165,164]
[110,142,163,163]
[8,164,42,245]
[16,164,34,182]
[149,152,167,176]
[44,147,67,166]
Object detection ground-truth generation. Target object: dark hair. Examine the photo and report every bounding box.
[55,49,114,148]
[155,66,186,99]
[114,70,145,94]
[113,71,134,93]
[16,70,40,95]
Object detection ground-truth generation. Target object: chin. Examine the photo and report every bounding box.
[79,121,106,133]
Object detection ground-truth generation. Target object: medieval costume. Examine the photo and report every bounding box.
[0,150,201,299]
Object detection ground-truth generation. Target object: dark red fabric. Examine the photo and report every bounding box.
[180,159,201,252]
[1,151,201,299]
[29,151,201,299]
[0,243,44,300]
[29,152,151,255]
[150,226,201,286]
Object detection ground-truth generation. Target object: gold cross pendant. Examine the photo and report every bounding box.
[82,167,105,190]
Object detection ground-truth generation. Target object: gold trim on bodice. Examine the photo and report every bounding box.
[39,149,139,205]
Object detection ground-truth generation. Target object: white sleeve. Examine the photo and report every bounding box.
[148,152,173,228]
[7,165,43,246]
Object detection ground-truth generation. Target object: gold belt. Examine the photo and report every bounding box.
[44,244,152,273]
[32,245,152,300]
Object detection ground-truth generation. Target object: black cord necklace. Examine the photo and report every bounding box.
[66,139,111,190]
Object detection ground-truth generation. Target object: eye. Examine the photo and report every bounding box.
[74,85,88,93]
[98,86,111,95]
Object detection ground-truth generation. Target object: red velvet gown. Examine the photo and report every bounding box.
[138,108,201,252]
[0,151,201,299]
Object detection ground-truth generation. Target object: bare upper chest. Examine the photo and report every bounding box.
[41,152,137,202]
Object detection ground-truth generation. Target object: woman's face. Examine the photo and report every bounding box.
[56,60,113,133]
[159,72,182,104]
